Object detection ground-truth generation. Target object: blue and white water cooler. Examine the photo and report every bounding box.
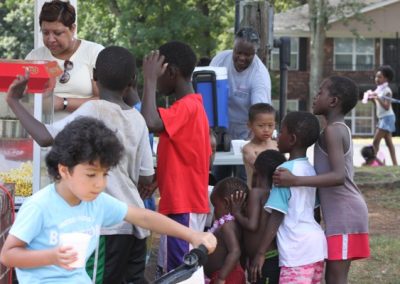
[192,66,231,151]
[192,66,229,128]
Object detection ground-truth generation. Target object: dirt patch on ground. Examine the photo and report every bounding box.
[356,167,400,236]
[360,186,400,237]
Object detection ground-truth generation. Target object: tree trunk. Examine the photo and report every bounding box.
[308,0,327,111]
[196,1,212,56]
[240,1,272,64]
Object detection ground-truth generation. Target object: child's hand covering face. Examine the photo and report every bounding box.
[230,190,247,215]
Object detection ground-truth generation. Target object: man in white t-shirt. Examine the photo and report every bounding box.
[210,27,271,182]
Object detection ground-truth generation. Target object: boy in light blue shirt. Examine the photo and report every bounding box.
[9,183,127,283]
[0,116,216,284]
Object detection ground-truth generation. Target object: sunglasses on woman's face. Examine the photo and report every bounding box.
[59,60,74,84]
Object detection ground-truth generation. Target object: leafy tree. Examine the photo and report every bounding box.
[0,0,235,61]
[308,0,370,110]
[308,0,328,111]
[77,0,235,103]
[272,0,306,13]
[0,0,34,59]
[78,0,235,61]
[0,0,235,108]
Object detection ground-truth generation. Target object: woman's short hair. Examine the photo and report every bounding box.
[39,0,76,28]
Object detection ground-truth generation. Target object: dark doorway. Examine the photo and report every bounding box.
[383,38,400,82]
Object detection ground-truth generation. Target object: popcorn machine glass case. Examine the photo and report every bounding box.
[0,60,61,208]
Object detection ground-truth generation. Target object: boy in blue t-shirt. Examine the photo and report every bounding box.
[0,117,216,283]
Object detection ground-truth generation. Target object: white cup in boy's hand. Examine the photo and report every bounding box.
[59,232,91,268]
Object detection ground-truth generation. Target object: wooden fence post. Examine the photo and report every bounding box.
[239,1,273,65]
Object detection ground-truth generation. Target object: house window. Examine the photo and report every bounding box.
[344,103,375,136]
[271,38,299,71]
[334,38,375,71]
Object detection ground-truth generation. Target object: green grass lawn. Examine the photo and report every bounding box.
[349,166,400,283]
[349,236,400,283]
[355,166,400,188]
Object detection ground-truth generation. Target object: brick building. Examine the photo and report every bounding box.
[271,0,400,136]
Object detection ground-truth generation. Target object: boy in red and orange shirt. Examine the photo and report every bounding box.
[141,41,211,274]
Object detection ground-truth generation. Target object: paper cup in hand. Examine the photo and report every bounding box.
[362,92,370,104]
[231,140,247,155]
[59,232,91,268]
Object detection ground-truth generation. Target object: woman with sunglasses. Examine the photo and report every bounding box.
[26,0,104,121]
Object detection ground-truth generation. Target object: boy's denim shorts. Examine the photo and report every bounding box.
[378,114,396,133]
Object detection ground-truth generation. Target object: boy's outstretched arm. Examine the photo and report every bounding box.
[249,210,283,283]
[273,124,346,188]
[141,51,167,134]
[0,235,77,270]
[6,71,53,147]
[124,205,217,254]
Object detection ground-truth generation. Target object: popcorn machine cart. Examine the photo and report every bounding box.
[0,60,62,209]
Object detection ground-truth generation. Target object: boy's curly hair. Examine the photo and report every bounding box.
[46,117,124,181]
